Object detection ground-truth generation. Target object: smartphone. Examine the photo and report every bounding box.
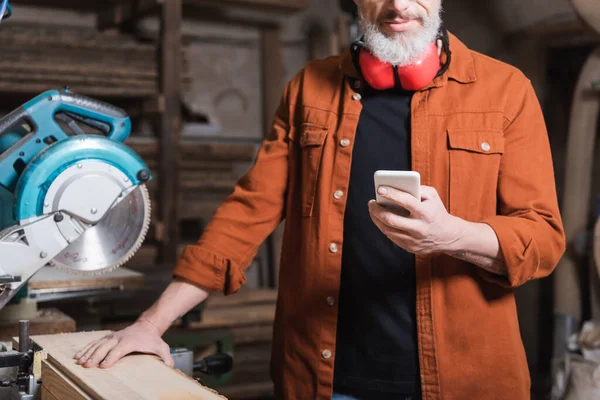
[374,170,421,212]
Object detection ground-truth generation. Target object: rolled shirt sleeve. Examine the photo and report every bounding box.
[172,85,292,295]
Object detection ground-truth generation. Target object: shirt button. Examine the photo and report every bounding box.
[481,142,491,152]
[329,243,338,253]
[322,349,332,359]
[334,190,344,200]
[327,296,335,306]
[352,93,362,101]
[340,138,350,147]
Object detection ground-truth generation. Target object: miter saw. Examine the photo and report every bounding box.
[0,88,152,309]
[0,88,152,399]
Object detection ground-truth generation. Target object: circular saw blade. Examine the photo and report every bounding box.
[52,184,151,276]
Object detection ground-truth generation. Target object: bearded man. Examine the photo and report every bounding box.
[74,1,565,399]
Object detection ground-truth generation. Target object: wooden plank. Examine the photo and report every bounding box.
[0,62,158,79]
[187,303,275,330]
[158,0,183,264]
[219,382,273,399]
[261,26,285,139]
[13,0,305,13]
[0,309,75,342]
[42,360,92,400]
[28,331,226,400]
[7,0,117,10]
[0,22,168,58]
[97,0,159,31]
[22,0,125,7]
[28,267,144,291]
[125,138,257,162]
[205,289,277,309]
[261,26,286,288]
[223,324,272,345]
[167,290,277,331]
[0,83,156,98]
[183,323,273,346]
[187,0,307,12]
[505,17,599,48]
[42,388,63,400]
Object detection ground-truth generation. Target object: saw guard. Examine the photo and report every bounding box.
[14,135,151,221]
[11,134,153,275]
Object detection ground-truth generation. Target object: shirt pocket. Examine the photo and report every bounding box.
[447,129,505,220]
[292,123,329,217]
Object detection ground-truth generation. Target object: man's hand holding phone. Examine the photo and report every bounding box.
[369,170,466,255]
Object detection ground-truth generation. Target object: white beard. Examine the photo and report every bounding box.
[359,8,442,67]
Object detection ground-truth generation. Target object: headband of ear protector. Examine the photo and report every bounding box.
[351,26,452,91]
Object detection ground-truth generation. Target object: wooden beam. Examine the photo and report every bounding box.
[158,0,183,264]
[41,361,92,400]
[505,17,599,48]
[97,0,159,31]
[186,0,307,12]
[9,0,107,10]
[261,26,285,133]
[261,26,285,288]
[0,309,75,342]
[220,0,306,10]
[28,267,144,292]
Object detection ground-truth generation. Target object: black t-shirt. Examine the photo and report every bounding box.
[333,83,420,399]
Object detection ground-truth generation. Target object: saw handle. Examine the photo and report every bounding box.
[0,107,28,139]
[0,89,132,192]
[56,91,130,142]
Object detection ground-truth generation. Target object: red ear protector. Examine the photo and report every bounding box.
[351,27,452,91]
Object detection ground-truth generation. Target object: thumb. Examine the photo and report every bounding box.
[420,185,438,201]
[157,343,175,368]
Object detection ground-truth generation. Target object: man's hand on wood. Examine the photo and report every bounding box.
[74,319,174,369]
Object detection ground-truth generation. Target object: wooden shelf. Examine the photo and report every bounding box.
[125,136,258,163]
[98,0,307,30]
[187,0,307,12]
[0,84,155,99]
[12,0,120,10]
[0,21,190,100]
[16,0,306,12]
[505,16,600,47]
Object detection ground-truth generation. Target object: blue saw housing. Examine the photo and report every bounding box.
[0,88,152,223]
[15,136,149,220]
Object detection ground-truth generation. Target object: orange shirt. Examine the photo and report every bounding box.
[173,33,566,400]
